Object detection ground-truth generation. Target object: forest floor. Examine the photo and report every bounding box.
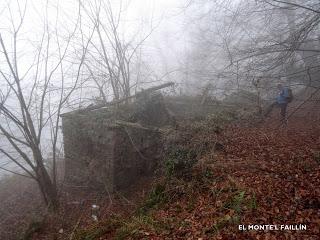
[1,107,320,240]
[94,115,319,240]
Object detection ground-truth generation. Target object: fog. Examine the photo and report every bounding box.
[1,1,320,239]
[0,0,188,176]
[0,0,319,191]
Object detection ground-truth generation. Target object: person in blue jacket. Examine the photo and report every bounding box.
[264,83,292,124]
[276,83,290,123]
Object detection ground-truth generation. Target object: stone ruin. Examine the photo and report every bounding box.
[61,92,174,191]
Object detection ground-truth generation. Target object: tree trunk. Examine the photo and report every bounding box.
[34,150,59,210]
[36,165,59,210]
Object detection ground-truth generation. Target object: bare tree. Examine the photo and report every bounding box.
[0,0,91,209]
[183,0,320,100]
[79,0,157,103]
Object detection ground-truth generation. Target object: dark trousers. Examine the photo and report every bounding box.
[264,102,288,122]
[278,103,287,123]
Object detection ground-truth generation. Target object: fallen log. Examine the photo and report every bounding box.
[61,82,174,116]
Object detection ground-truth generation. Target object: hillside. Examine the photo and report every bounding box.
[22,102,318,240]
[1,1,320,239]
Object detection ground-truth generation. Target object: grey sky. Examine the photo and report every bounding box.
[0,0,189,176]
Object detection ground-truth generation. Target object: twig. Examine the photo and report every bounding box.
[123,126,148,160]
[69,214,83,240]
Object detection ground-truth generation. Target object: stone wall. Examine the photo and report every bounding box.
[62,94,171,191]
[62,112,116,190]
[112,128,161,190]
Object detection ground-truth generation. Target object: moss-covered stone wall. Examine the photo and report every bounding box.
[62,94,172,191]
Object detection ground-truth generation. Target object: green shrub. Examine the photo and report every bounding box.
[313,151,320,164]
[224,190,246,214]
[248,192,257,210]
[74,218,121,240]
[137,183,167,215]
[164,148,197,177]
[21,220,44,240]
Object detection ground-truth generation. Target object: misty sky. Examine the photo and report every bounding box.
[0,0,190,90]
[0,0,191,176]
